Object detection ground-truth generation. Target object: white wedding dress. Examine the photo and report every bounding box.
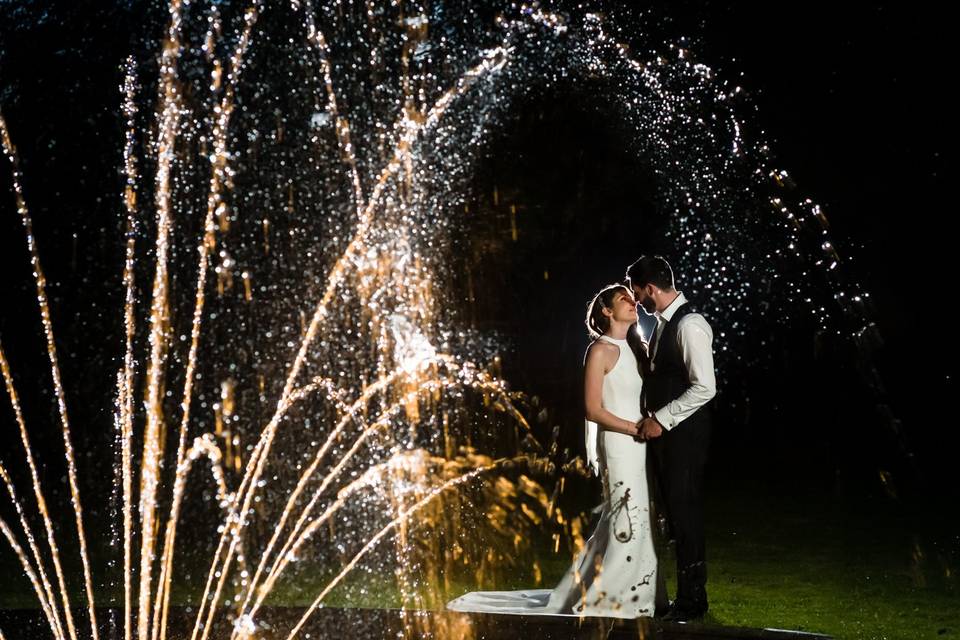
[447,335,657,618]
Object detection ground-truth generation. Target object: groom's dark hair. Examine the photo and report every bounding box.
[626,255,675,290]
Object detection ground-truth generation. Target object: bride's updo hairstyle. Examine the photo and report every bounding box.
[585,284,629,339]
[584,283,650,373]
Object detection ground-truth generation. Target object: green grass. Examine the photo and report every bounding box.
[688,486,959,640]
[436,482,959,640]
[2,482,957,640]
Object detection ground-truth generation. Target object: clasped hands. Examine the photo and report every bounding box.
[634,416,663,441]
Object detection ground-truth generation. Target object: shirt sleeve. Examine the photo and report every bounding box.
[653,314,717,430]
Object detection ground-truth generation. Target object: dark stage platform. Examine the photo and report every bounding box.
[0,606,832,639]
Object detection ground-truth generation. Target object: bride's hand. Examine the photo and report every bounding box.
[637,417,663,440]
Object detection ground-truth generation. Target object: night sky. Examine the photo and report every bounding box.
[0,0,954,519]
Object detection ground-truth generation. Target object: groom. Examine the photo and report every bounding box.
[626,255,716,623]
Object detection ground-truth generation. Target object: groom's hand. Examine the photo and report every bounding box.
[638,417,663,440]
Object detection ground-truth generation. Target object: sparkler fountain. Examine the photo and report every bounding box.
[0,2,886,639]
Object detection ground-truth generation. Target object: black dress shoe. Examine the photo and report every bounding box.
[661,604,706,623]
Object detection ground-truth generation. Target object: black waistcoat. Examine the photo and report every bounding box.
[644,301,713,429]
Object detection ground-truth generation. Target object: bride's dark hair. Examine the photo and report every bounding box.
[584,284,649,373]
[585,284,628,339]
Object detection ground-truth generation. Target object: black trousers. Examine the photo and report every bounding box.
[649,415,711,612]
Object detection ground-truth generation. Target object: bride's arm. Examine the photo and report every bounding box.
[584,343,641,436]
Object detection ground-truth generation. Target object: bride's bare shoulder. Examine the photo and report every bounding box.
[584,339,619,367]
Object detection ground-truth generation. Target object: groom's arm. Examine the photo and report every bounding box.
[652,315,717,431]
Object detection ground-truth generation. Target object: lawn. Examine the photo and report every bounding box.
[1,478,956,640]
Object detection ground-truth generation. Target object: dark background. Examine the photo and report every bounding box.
[0,0,954,523]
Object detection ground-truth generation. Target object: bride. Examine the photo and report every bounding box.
[447,284,658,618]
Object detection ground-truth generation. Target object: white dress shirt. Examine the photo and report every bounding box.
[648,292,717,431]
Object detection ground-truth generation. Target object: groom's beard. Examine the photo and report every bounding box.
[641,298,657,314]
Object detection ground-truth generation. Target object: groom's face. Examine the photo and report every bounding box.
[632,284,657,314]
